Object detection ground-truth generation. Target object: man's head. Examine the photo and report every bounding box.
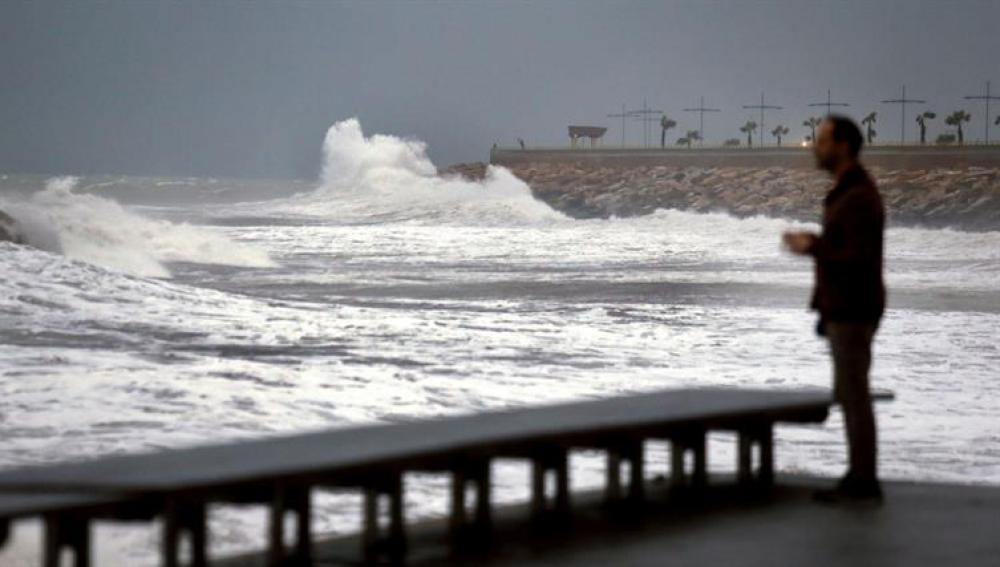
[814,115,863,173]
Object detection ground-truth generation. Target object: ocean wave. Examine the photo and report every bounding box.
[0,177,276,277]
[252,119,566,225]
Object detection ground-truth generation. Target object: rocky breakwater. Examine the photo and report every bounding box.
[0,209,23,243]
[446,162,1000,230]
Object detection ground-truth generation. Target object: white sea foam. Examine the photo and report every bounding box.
[0,177,275,277]
[267,118,564,225]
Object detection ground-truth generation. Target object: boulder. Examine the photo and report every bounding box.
[439,162,488,181]
[0,209,24,244]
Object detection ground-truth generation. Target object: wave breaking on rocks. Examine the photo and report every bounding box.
[449,162,1000,230]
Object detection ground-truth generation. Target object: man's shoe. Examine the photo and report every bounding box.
[813,476,883,505]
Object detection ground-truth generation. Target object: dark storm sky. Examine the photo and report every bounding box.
[2,1,998,179]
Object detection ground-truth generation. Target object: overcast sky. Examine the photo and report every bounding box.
[2,1,999,179]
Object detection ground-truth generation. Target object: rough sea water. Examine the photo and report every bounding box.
[1,119,998,564]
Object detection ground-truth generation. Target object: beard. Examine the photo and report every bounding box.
[815,151,838,172]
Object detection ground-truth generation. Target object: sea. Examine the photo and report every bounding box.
[1,119,997,564]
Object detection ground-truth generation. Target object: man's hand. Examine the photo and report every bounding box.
[782,231,817,256]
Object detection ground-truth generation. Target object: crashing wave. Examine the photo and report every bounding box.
[0,177,275,277]
[263,119,565,225]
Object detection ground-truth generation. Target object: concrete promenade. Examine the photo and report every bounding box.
[222,475,1000,566]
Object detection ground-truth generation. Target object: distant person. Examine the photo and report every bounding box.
[782,115,886,504]
[518,138,526,150]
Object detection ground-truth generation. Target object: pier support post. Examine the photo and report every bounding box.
[626,441,645,501]
[760,424,774,485]
[472,459,492,529]
[161,500,207,567]
[361,472,407,561]
[669,428,707,489]
[388,476,405,549]
[531,448,570,518]
[605,452,622,501]
[362,487,378,552]
[554,453,570,513]
[670,440,685,488]
[738,423,774,487]
[605,440,645,503]
[44,515,90,567]
[449,458,492,540]
[268,483,311,566]
[531,460,545,515]
[449,467,466,535]
[692,435,707,487]
[738,430,753,485]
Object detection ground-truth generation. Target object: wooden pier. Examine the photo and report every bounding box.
[0,387,891,566]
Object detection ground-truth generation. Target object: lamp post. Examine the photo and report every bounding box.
[682,96,722,147]
[607,103,631,148]
[881,85,926,144]
[808,89,849,116]
[742,92,783,148]
[629,98,664,148]
[964,81,1000,144]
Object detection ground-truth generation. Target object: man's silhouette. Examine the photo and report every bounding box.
[783,116,886,504]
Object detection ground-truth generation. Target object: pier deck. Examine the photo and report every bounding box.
[221,475,1000,566]
[0,388,894,566]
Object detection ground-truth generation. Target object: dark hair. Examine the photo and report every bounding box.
[825,115,863,158]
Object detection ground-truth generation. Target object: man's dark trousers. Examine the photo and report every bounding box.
[826,321,878,480]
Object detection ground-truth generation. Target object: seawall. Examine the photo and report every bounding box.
[477,147,1000,230]
[491,145,1000,170]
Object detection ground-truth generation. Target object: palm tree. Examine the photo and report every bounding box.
[739,120,758,148]
[944,110,972,145]
[803,117,822,144]
[771,125,790,147]
[915,111,936,145]
[861,112,877,144]
[660,116,677,148]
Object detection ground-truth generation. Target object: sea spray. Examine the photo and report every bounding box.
[271,119,565,225]
[0,176,275,277]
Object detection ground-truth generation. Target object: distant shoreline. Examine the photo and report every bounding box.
[447,157,1000,231]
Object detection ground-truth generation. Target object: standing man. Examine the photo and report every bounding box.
[783,116,886,503]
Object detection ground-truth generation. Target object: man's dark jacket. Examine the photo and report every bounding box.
[808,164,886,325]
